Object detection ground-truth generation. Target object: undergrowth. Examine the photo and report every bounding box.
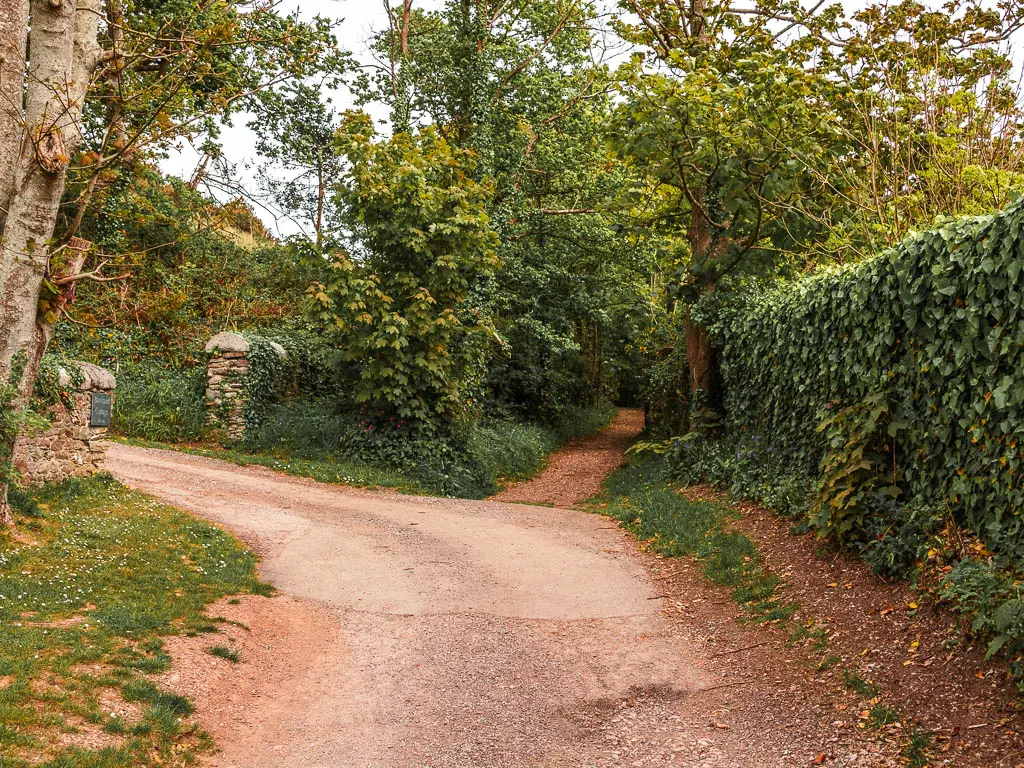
[157,399,619,500]
[0,476,269,767]
[661,430,1024,691]
[111,364,208,443]
[598,455,796,624]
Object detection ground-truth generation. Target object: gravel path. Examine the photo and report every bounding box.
[107,437,900,768]
[492,408,644,507]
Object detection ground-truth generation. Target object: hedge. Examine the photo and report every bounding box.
[710,197,1024,556]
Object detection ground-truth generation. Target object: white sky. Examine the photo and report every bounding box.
[162,0,1022,238]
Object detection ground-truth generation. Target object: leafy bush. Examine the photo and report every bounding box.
[311,115,500,426]
[111,365,207,442]
[710,198,1024,556]
[939,558,1024,680]
[940,558,1018,634]
[242,398,616,499]
[465,421,556,484]
[856,497,942,580]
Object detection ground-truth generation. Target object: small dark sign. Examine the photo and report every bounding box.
[90,393,112,428]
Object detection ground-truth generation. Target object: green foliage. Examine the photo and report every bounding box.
[640,316,691,437]
[207,645,240,664]
[939,559,1019,634]
[237,398,615,499]
[822,0,1024,255]
[711,199,1024,557]
[812,392,899,540]
[110,365,207,443]
[243,336,288,432]
[857,500,943,581]
[312,114,500,427]
[600,455,795,624]
[33,356,81,410]
[465,402,616,485]
[57,169,326,370]
[364,2,656,420]
[464,421,558,485]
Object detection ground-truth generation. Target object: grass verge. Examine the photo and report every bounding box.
[115,437,435,496]
[595,455,796,624]
[117,402,619,501]
[0,475,270,767]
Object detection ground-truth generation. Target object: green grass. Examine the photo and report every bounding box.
[118,437,435,495]
[0,476,269,767]
[120,401,618,501]
[866,703,902,729]
[467,402,617,488]
[111,365,208,444]
[599,455,936,766]
[206,645,240,664]
[841,668,881,698]
[594,455,796,625]
[902,726,934,768]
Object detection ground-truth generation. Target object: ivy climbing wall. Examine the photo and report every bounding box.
[711,198,1024,555]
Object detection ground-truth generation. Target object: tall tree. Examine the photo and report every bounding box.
[0,0,341,524]
[0,0,103,526]
[612,0,847,414]
[365,1,656,414]
[250,81,346,247]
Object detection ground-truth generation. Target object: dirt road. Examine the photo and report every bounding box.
[107,440,896,768]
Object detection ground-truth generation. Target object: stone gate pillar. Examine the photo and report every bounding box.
[204,332,250,439]
[13,362,117,485]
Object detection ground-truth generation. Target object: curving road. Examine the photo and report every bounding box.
[107,441,886,768]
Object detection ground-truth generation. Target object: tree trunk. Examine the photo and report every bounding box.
[684,309,715,398]
[684,189,719,424]
[0,0,29,236]
[0,0,101,526]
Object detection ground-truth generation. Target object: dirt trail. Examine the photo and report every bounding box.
[492,408,644,507]
[106,437,901,768]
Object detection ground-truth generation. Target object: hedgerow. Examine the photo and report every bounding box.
[707,198,1024,558]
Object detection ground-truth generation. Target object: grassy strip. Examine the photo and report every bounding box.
[115,437,434,496]
[596,455,796,624]
[117,402,620,500]
[0,476,270,767]
[593,454,933,766]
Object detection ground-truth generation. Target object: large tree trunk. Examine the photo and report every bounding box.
[0,0,101,526]
[684,309,715,398]
[0,1,29,236]
[684,191,720,424]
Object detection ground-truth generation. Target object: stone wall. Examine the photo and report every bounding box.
[204,332,287,440]
[204,332,251,439]
[13,362,117,486]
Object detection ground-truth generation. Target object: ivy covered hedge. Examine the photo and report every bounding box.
[710,198,1024,556]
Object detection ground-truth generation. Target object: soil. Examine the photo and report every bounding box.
[104,415,1024,767]
[726,493,1024,767]
[491,408,645,507]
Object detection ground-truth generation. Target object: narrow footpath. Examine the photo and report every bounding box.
[106,413,905,768]
[493,408,645,507]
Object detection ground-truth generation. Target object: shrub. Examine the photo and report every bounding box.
[465,421,556,484]
[112,364,207,442]
[856,497,942,580]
